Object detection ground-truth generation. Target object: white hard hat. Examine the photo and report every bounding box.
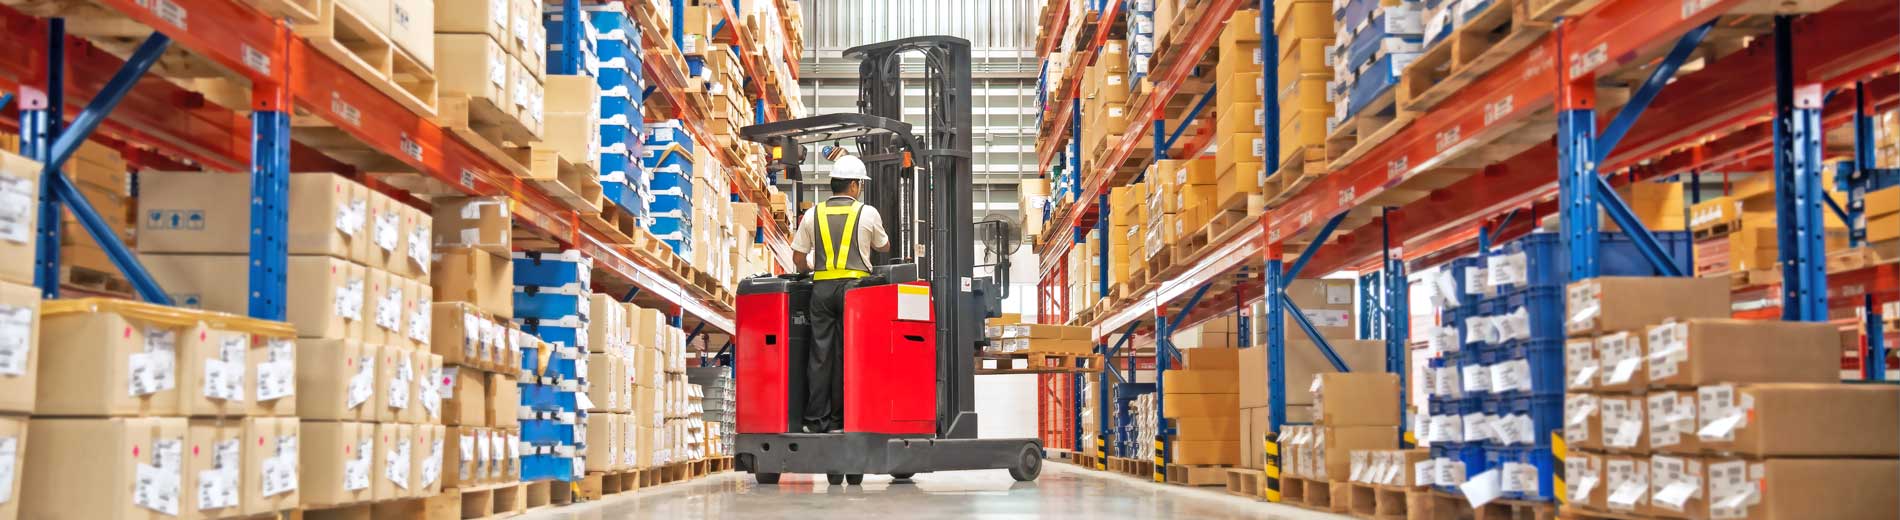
[830,155,870,181]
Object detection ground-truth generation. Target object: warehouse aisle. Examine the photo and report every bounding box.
[522,463,1347,519]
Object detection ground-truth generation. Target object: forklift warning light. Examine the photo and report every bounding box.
[772,146,783,159]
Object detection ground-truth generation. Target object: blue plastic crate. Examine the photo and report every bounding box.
[661,237,688,254]
[1444,256,1484,307]
[584,7,632,33]
[1497,286,1565,342]
[685,56,705,77]
[1497,339,1565,396]
[514,251,591,287]
[649,193,691,214]
[519,381,562,411]
[599,91,638,120]
[602,180,645,214]
[643,143,692,170]
[648,215,690,236]
[514,289,588,321]
[521,418,578,445]
[649,166,691,194]
[1431,443,1490,494]
[521,454,578,482]
[1511,446,1559,501]
[1494,231,1697,292]
[600,151,636,179]
[518,318,585,351]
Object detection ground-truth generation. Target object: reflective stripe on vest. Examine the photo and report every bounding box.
[813,198,870,280]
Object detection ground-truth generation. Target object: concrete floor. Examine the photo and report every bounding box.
[523,463,1350,519]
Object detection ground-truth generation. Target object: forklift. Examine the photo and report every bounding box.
[731,36,1043,485]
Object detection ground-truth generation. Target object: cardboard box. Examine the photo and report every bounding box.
[1159,393,1239,418]
[510,0,546,71]
[241,417,300,516]
[1564,450,1606,511]
[433,0,509,41]
[411,351,443,424]
[588,353,621,412]
[138,171,368,260]
[1646,390,1700,455]
[586,412,621,472]
[1646,454,1705,518]
[411,423,445,495]
[1645,319,1842,389]
[291,256,367,340]
[1698,383,1900,457]
[186,419,245,518]
[1602,454,1650,514]
[362,268,396,345]
[1173,416,1241,442]
[434,248,513,318]
[488,374,519,428]
[334,0,391,31]
[0,416,20,520]
[1240,337,1384,408]
[431,197,512,254]
[402,276,432,350]
[1317,426,1398,481]
[0,281,40,414]
[296,338,373,421]
[364,193,401,277]
[373,344,407,423]
[138,253,248,315]
[443,426,484,488]
[0,151,42,287]
[1565,277,1730,337]
[1703,458,1900,520]
[371,422,414,500]
[443,366,488,426]
[1564,392,1601,448]
[1595,330,1648,392]
[1170,440,1239,465]
[20,417,188,519]
[1239,407,1267,469]
[1313,373,1401,427]
[388,0,434,69]
[1162,370,1238,395]
[1181,347,1240,370]
[38,300,214,416]
[430,302,490,370]
[1600,394,1650,453]
[174,325,254,418]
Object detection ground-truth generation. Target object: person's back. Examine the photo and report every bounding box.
[788,155,889,432]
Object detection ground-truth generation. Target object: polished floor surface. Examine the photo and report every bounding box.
[522,462,1349,519]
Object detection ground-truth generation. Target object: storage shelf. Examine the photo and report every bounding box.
[0,0,757,332]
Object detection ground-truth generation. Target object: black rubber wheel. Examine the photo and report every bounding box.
[826,473,845,485]
[1007,445,1042,482]
[846,474,864,485]
[890,473,915,481]
[755,473,781,485]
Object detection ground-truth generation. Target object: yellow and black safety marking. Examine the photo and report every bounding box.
[1152,436,1168,483]
[1552,432,1569,505]
[1095,437,1108,471]
[1263,431,1282,503]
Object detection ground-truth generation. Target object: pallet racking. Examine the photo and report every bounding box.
[1035,0,1900,500]
[0,0,802,336]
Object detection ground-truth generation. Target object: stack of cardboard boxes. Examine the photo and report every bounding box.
[983,318,1094,356]
[0,150,40,520]
[1863,186,1900,259]
[1330,1,1422,134]
[1080,40,1133,172]
[1213,10,1268,203]
[57,141,134,277]
[134,171,450,510]
[435,0,548,144]
[1160,343,1242,467]
[1272,3,1334,185]
[630,307,685,468]
[1238,279,1386,470]
[1560,277,1897,518]
[1689,175,1849,278]
[1109,182,1149,292]
[1282,373,1401,493]
[24,299,306,518]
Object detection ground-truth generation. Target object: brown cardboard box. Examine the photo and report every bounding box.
[291,256,367,340]
[1564,392,1601,449]
[1703,458,1899,520]
[297,338,373,421]
[410,423,445,496]
[1602,454,1650,514]
[1594,330,1648,392]
[412,351,442,424]
[138,172,368,260]
[586,412,621,472]
[481,428,510,482]
[0,416,20,520]
[1216,133,1266,179]
[442,426,482,488]
[186,419,245,518]
[1565,450,1606,511]
[397,206,432,282]
[439,366,483,425]
[0,151,42,286]
[429,302,490,370]
[175,325,254,418]
[1161,370,1238,395]
[374,422,415,500]
[388,0,434,69]
[37,301,211,416]
[434,248,513,318]
[1160,394,1239,418]
[1647,454,1705,518]
[1240,337,1384,408]
[1173,416,1241,442]
[488,374,519,428]
[334,0,391,31]
[1239,407,1266,469]
[1645,320,1841,389]
[433,0,508,41]
[1599,394,1650,454]
[1181,347,1240,370]
[1170,440,1239,465]
[373,344,407,423]
[21,417,188,520]
[401,276,432,350]
[1313,373,1401,427]
[588,353,621,412]
[138,253,252,316]
[1698,384,1900,457]
[363,268,398,346]
[431,197,512,254]
[1318,426,1398,481]
[1646,390,1700,455]
[0,281,40,414]
[241,417,299,516]
[1565,277,1730,337]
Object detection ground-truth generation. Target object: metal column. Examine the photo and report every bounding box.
[249,103,291,320]
[1771,16,1829,322]
[25,19,63,297]
[1558,94,1601,281]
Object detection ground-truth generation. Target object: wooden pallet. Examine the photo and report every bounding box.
[1555,505,1647,520]
[1344,483,1415,519]
[582,202,644,247]
[975,352,1104,375]
[709,456,734,472]
[297,0,438,118]
[1163,464,1230,487]
[525,147,604,215]
[1107,456,1155,479]
[579,470,640,500]
[291,494,461,520]
[439,93,538,171]
[1268,146,1330,206]
[1281,478,1339,511]
[1397,0,1553,114]
[1325,87,1416,171]
[1828,246,1889,273]
[443,482,527,520]
[521,479,576,512]
[60,265,133,296]
[1225,468,1262,499]
[1415,491,1559,520]
[1170,220,1212,260]
[1692,220,1741,241]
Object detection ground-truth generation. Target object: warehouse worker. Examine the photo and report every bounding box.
[790,154,890,433]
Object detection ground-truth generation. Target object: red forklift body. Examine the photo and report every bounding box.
[735,277,810,434]
[843,282,937,435]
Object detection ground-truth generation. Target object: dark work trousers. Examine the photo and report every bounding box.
[806,278,852,431]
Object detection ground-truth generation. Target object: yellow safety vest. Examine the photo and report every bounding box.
[813,198,871,281]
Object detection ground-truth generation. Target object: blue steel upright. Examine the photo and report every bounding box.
[1558,108,1600,281]
[25,18,63,297]
[248,107,291,320]
[1264,257,1286,430]
[1771,15,1829,322]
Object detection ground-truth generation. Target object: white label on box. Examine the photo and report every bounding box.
[1487,363,1515,394]
[378,287,402,332]
[0,305,33,376]
[335,198,361,236]
[387,438,411,489]
[130,328,177,396]
[345,439,371,491]
[0,437,13,504]
[0,177,34,244]
[1566,340,1597,389]
[1707,460,1761,519]
[1251,137,1266,158]
[1610,418,1643,448]
[1647,322,1688,380]
[409,301,431,343]
[1607,356,1640,386]
[375,212,399,252]
[257,340,294,402]
[1461,364,1490,393]
[1463,266,1487,295]
[490,432,506,463]
[1108,74,1124,86]
[389,357,412,410]
[1485,252,1527,287]
[1303,309,1350,328]
[263,435,297,496]
[197,439,240,511]
[408,227,431,273]
[338,278,364,321]
[1497,307,1531,342]
[348,355,375,409]
[422,438,442,487]
[1608,481,1646,509]
[1435,366,1459,397]
[1567,282,1601,332]
[134,441,183,516]
[1462,413,1489,442]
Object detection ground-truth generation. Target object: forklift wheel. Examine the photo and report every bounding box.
[890,473,915,481]
[827,473,845,485]
[846,474,864,485]
[1008,445,1042,482]
[755,473,781,485]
